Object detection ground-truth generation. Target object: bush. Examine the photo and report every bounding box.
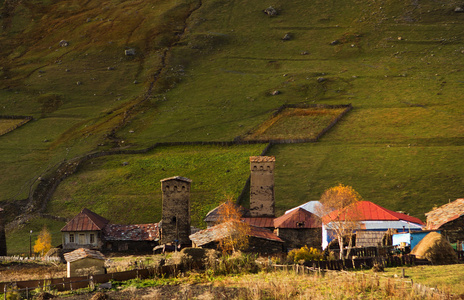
[206,251,259,275]
[288,246,323,263]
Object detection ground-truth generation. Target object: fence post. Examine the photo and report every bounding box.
[4,285,7,300]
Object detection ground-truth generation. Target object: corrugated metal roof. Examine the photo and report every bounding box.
[241,217,275,228]
[61,208,109,232]
[160,176,192,183]
[189,221,283,247]
[63,248,105,263]
[204,202,250,223]
[274,208,321,229]
[285,201,323,216]
[249,156,275,162]
[425,198,464,230]
[104,223,159,241]
[323,201,424,226]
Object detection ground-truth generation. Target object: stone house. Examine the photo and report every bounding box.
[249,156,275,217]
[63,248,106,277]
[426,198,464,243]
[61,208,109,251]
[273,208,322,250]
[61,208,159,253]
[189,220,284,255]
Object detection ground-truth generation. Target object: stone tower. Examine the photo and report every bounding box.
[249,156,275,217]
[160,176,192,245]
[0,207,6,256]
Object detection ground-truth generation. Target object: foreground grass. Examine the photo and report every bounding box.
[370,265,464,295]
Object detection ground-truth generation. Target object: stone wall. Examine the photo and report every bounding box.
[276,228,322,250]
[160,177,192,245]
[247,237,284,254]
[440,215,464,243]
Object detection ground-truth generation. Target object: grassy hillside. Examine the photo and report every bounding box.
[1,0,464,253]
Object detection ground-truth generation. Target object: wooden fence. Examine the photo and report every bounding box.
[0,256,61,263]
[0,264,182,297]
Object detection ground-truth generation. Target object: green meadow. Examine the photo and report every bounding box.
[1,0,464,253]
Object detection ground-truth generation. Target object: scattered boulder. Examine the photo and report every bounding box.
[98,282,112,290]
[455,6,464,12]
[300,51,309,55]
[282,33,291,41]
[76,81,82,85]
[59,40,69,47]
[411,232,458,265]
[317,77,327,83]
[330,40,340,45]
[125,48,136,56]
[263,6,278,16]
[271,90,280,95]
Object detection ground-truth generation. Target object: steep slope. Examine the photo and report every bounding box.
[1,0,464,253]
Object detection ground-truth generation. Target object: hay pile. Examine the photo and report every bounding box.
[411,232,458,264]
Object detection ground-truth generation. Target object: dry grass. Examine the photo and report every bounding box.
[0,262,66,282]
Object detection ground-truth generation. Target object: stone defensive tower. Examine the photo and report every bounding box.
[160,176,192,245]
[249,156,275,217]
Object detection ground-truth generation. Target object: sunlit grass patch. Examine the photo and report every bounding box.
[242,106,348,142]
[0,117,32,136]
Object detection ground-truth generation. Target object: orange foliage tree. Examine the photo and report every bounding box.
[319,184,363,259]
[33,226,52,256]
[216,201,250,254]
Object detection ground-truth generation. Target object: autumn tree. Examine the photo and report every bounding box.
[318,184,363,260]
[216,201,250,254]
[33,225,52,256]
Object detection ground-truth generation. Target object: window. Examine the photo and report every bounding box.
[69,233,74,243]
[78,234,86,244]
[90,234,95,244]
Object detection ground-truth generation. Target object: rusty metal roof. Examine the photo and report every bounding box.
[425,198,464,230]
[204,202,251,223]
[189,221,283,247]
[61,208,109,232]
[249,156,275,163]
[273,208,322,229]
[160,176,192,183]
[103,223,159,241]
[63,248,106,263]
[241,217,275,228]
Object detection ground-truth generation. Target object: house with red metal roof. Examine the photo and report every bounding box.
[425,198,464,243]
[273,208,322,249]
[61,208,159,253]
[322,201,424,249]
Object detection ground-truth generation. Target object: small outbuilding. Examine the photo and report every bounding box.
[425,198,464,243]
[63,248,106,278]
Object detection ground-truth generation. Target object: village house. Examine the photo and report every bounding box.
[61,208,159,253]
[425,198,464,243]
[322,200,424,249]
[189,220,284,255]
